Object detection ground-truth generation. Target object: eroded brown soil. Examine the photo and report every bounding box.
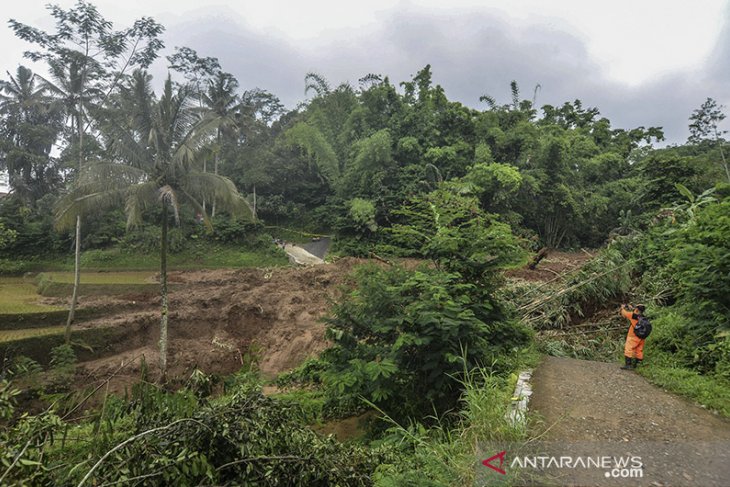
[63,258,365,389]
[506,250,595,282]
[38,251,594,398]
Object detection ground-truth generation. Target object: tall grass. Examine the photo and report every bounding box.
[372,360,533,486]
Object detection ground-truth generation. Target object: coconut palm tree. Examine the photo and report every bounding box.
[40,56,104,338]
[0,66,63,201]
[56,74,251,379]
[202,71,240,216]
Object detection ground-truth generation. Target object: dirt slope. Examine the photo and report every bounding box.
[72,258,364,386]
[505,250,594,282]
[530,356,730,486]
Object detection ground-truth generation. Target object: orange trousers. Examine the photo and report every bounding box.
[624,335,645,360]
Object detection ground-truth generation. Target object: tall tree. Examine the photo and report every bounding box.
[57,76,251,379]
[688,97,729,182]
[228,89,284,217]
[10,0,164,339]
[0,66,63,202]
[202,71,240,216]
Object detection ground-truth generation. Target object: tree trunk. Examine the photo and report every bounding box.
[212,150,218,218]
[202,157,207,214]
[717,138,730,183]
[65,117,84,342]
[528,247,550,270]
[212,129,220,218]
[252,184,257,221]
[159,204,169,381]
[64,214,81,343]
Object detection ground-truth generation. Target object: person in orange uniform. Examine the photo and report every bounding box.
[620,304,646,370]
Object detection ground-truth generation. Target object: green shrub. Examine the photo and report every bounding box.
[0,221,17,249]
[49,344,76,370]
[320,264,530,421]
[0,258,27,275]
[206,218,266,245]
[387,187,526,285]
[669,198,730,322]
[80,248,117,266]
[120,225,187,254]
[630,195,730,377]
[275,357,328,388]
[9,355,44,377]
[66,383,393,486]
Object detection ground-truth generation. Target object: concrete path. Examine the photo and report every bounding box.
[302,237,331,260]
[526,356,730,486]
[283,244,324,266]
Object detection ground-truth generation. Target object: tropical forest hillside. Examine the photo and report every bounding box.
[0,2,728,486]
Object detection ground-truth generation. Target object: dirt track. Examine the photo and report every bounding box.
[70,258,364,386]
[529,356,730,486]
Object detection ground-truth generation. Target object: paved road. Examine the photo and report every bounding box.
[525,356,730,486]
[302,237,331,260]
[283,244,324,266]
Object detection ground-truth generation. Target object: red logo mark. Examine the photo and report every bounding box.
[482,450,507,475]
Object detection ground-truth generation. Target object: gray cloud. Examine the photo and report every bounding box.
[160,4,730,145]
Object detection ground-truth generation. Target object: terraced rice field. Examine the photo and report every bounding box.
[42,271,155,284]
[0,277,62,314]
[0,325,65,343]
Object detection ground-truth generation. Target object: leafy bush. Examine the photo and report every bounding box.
[8,355,43,378]
[628,191,730,377]
[275,357,328,388]
[0,221,17,249]
[80,248,118,266]
[49,344,76,370]
[120,225,187,254]
[669,198,730,324]
[320,264,530,421]
[0,258,27,275]
[386,187,526,286]
[72,384,393,486]
[348,198,378,232]
[207,218,261,245]
[0,370,397,486]
[0,194,70,256]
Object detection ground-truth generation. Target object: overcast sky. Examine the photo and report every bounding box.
[1,0,729,148]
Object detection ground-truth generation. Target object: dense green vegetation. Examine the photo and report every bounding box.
[0,1,728,485]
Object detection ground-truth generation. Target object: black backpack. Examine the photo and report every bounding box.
[634,316,652,339]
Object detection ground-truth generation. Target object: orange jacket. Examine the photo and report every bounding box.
[621,307,641,340]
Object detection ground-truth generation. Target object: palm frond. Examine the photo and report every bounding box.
[125,181,158,228]
[76,162,147,190]
[55,188,128,231]
[158,184,180,224]
[173,114,220,169]
[181,171,253,220]
[177,189,212,231]
[55,163,146,230]
[304,72,331,97]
